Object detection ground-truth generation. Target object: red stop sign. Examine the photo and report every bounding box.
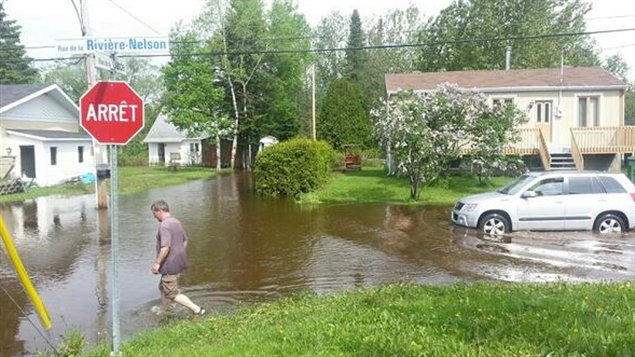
[80,81,144,145]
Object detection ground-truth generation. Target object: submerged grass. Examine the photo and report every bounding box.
[300,166,511,206]
[0,166,230,203]
[82,282,634,356]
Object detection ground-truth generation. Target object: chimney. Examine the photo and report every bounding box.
[505,45,512,70]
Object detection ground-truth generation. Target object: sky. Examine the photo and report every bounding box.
[4,0,635,79]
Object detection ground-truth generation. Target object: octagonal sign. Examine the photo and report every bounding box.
[80,81,144,145]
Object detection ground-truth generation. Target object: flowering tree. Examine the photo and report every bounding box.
[373,83,523,200]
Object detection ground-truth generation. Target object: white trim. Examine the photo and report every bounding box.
[387,85,628,96]
[0,84,79,113]
[6,130,93,142]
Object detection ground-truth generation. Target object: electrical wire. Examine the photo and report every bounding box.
[0,279,58,353]
[103,0,162,35]
[3,27,635,63]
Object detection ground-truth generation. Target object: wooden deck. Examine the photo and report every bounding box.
[462,126,634,170]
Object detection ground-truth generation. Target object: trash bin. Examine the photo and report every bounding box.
[96,164,111,179]
[628,156,635,183]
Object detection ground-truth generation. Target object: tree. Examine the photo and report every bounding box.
[42,62,87,102]
[345,9,365,83]
[466,104,524,184]
[163,27,229,170]
[260,0,311,140]
[603,54,629,82]
[373,84,523,200]
[364,6,425,108]
[312,12,348,95]
[418,0,599,72]
[317,78,370,150]
[0,1,38,83]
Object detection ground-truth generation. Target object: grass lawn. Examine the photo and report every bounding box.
[79,282,634,357]
[300,166,512,206]
[0,166,230,203]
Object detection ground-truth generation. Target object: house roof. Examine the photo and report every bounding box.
[385,67,628,94]
[0,84,50,108]
[143,114,208,143]
[0,83,79,114]
[6,129,92,141]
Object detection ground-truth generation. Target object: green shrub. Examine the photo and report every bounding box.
[254,137,335,198]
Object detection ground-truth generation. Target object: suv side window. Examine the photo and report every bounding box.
[530,177,564,196]
[568,177,605,194]
[597,176,627,193]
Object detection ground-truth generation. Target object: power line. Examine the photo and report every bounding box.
[3,27,635,63]
[103,0,162,35]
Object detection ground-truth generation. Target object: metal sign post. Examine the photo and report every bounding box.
[79,81,144,356]
[109,145,121,356]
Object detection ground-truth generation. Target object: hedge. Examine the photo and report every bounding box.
[254,138,335,198]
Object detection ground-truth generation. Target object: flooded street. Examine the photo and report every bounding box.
[1,173,634,356]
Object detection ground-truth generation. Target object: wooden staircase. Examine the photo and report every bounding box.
[549,152,577,171]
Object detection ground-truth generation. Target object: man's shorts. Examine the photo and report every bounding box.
[159,274,181,299]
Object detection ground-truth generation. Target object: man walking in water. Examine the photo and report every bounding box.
[150,200,205,316]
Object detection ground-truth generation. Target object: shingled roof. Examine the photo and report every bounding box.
[0,84,52,108]
[143,114,208,143]
[385,67,628,94]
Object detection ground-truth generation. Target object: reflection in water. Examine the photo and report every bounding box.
[0,173,633,356]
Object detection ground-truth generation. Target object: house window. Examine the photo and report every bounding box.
[578,96,599,127]
[78,146,84,163]
[535,101,552,123]
[190,143,199,152]
[492,98,513,108]
[50,147,57,166]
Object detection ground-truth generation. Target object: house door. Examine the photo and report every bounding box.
[535,101,553,143]
[158,143,166,164]
[20,145,36,178]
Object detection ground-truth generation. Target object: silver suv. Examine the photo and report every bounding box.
[451,171,635,235]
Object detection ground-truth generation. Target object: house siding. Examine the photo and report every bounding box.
[2,94,78,123]
[483,89,624,149]
[11,137,93,186]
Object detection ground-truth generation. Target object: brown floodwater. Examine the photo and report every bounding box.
[0,172,633,356]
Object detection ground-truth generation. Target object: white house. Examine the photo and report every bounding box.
[143,114,209,166]
[1,84,96,187]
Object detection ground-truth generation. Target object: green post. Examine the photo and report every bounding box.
[627,156,635,183]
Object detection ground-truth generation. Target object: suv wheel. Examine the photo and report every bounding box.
[594,213,625,234]
[479,213,510,235]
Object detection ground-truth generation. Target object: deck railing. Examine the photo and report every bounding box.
[570,126,635,154]
[570,135,584,170]
[503,128,541,155]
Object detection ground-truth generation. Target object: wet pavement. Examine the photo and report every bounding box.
[0,173,633,356]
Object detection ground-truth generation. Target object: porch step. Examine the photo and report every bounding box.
[549,152,576,170]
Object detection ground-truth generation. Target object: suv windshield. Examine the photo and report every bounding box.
[497,174,535,195]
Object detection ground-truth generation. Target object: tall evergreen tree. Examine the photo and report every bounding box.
[345,10,365,83]
[317,78,371,149]
[0,1,38,83]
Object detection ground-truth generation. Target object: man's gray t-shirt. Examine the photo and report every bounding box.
[155,216,188,275]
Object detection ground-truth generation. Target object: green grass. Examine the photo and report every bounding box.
[81,282,634,357]
[300,166,512,206]
[0,166,230,203]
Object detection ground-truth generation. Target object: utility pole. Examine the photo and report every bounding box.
[80,0,108,209]
[311,64,316,140]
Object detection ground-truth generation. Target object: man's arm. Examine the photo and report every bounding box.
[152,246,170,274]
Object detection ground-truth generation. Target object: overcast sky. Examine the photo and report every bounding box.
[4,0,635,79]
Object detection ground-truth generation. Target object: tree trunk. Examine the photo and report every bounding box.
[215,134,221,171]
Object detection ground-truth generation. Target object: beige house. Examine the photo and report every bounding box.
[385,67,634,171]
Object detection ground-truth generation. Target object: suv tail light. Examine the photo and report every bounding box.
[631,193,635,203]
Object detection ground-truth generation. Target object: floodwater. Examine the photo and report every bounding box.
[0,173,633,356]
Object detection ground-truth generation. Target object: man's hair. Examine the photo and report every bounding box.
[150,200,170,212]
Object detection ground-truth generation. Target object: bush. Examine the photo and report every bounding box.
[254,137,335,198]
